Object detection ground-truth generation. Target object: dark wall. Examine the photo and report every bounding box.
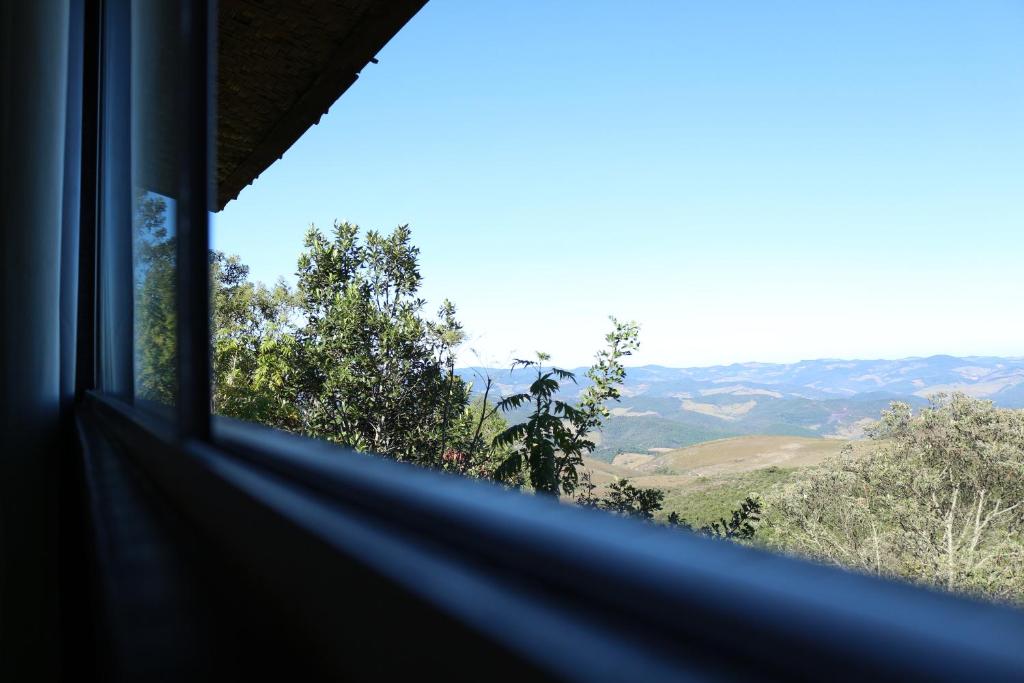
[0,1,71,679]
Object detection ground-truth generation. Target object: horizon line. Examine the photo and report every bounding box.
[455,353,1024,372]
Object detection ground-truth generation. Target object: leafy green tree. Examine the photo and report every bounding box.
[492,319,640,496]
[764,394,1024,602]
[210,252,300,428]
[291,222,466,464]
[491,356,583,495]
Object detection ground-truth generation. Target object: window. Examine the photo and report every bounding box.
[131,0,182,409]
[73,1,1024,680]
[213,1,1024,606]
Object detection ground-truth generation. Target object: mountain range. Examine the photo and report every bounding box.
[457,355,1024,460]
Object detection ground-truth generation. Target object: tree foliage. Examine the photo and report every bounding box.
[441,394,512,477]
[126,212,482,467]
[576,471,762,538]
[764,394,1024,601]
[591,477,666,521]
[492,319,640,496]
[134,192,177,403]
[210,252,300,428]
[686,496,762,540]
[287,222,466,464]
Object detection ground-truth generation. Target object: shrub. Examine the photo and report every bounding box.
[763,394,1024,602]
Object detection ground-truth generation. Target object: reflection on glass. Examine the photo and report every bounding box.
[133,191,176,403]
[131,1,182,407]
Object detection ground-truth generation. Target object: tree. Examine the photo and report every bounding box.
[210,252,300,429]
[599,478,666,521]
[208,220,501,469]
[434,393,511,478]
[764,394,1024,602]
[577,472,665,521]
[492,318,640,496]
[290,222,467,464]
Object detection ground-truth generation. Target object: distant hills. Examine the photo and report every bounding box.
[457,355,1024,460]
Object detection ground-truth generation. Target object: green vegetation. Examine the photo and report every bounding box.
[578,475,666,521]
[668,496,763,540]
[211,251,299,428]
[657,466,798,528]
[209,220,514,474]
[137,205,661,513]
[134,193,177,403]
[291,223,466,463]
[763,395,1024,603]
[493,320,639,496]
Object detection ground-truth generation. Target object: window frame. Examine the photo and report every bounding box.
[75,1,1024,680]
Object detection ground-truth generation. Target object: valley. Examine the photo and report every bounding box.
[463,355,1024,527]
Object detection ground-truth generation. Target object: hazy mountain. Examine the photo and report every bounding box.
[458,355,1024,460]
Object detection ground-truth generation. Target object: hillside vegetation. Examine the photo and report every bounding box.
[581,396,1024,604]
[764,395,1024,602]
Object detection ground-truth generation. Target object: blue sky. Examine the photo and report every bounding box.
[213,0,1024,368]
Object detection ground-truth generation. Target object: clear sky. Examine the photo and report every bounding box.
[212,0,1024,368]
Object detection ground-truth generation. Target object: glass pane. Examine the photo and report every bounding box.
[211,2,1024,604]
[97,0,132,397]
[132,191,176,403]
[131,1,182,408]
